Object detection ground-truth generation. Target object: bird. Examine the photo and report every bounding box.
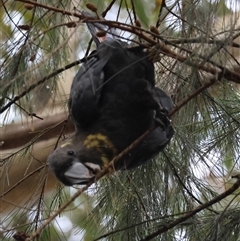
[47,13,174,186]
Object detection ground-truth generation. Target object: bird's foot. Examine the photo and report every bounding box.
[84,162,102,175]
[154,108,170,129]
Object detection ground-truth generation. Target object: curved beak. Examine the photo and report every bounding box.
[64,162,96,185]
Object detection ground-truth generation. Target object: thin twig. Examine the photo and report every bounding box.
[1,0,33,79]
[53,115,71,150]
[171,37,240,48]
[1,23,80,105]
[94,210,200,240]
[34,177,47,232]
[165,153,219,214]
[140,175,240,241]
[15,0,240,84]
[156,0,166,28]
[0,60,81,114]
[0,166,46,198]
[169,77,216,116]
[130,0,137,24]
[25,179,92,240]
[6,97,43,120]
[101,0,117,17]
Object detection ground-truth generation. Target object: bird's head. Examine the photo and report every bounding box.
[47,133,117,186]
[47,139,102,186]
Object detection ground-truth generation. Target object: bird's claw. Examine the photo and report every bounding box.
[84,162,102,175]
[154,108,170,129]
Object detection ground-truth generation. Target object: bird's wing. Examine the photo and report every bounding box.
[154,87,174,112]
[119,125,174,170]
[49,12,174,185]
[69,13,124,128]
[68,56,109,128]
[117,87,174,170]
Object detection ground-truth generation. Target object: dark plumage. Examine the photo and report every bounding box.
[47,15,174,186]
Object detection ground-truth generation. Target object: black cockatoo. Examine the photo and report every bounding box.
[48,14,174,186]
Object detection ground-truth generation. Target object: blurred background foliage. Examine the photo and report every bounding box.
[1,0,240,240]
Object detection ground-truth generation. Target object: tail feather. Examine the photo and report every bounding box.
[82,11,119,46]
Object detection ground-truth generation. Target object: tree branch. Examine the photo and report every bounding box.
[15,0,240,83]
[0,112,74,151]
[1,0,239,116]
[140,175,240,241]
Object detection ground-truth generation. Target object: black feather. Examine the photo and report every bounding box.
[48,14,174,186]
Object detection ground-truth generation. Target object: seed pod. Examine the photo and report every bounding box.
[24,4,34,10]
[135,20,141,27]
[86,2,98,13]
[18,25,31,31]
[96,31,106,38]
[66,22,76,28]
[150,26,160,35]
[29,53,36,62]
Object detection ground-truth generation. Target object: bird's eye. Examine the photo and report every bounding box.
[67,150,74,156]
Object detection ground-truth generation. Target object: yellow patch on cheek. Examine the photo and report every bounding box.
[83,134,118,172]
[84,133,118,165]
[85,139,99,149]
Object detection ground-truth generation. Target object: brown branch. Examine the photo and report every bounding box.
[169,77,216,116]
[6,97,43,120]
[140,175,240,241]
[0,112,74,151]
[5,0,239,116]
[15,0,240,84]
[94,210,194,240]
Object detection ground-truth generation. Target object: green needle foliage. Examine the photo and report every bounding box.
[1,0,240,241]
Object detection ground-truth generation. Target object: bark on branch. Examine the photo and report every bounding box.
[0,112,74,151]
